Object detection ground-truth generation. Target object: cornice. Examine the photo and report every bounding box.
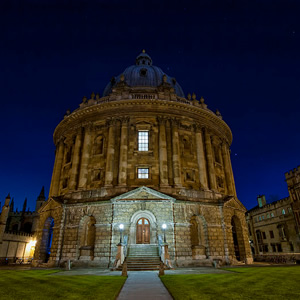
[53,99,233,144]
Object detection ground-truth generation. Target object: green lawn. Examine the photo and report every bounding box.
[0,270,126,300]
[161,266,300,300]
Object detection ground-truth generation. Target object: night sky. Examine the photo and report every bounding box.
[1,0,299,211]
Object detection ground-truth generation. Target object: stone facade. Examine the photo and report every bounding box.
[246,167,300,262]
[0,190,44,263]
[33,51,252,267]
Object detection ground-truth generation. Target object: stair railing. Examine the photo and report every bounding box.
[158,235,165,261]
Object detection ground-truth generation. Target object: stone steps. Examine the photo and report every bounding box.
[118,244,161,271]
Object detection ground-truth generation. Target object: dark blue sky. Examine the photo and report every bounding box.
[1,0,299,211]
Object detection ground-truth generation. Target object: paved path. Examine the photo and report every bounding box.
[117,271,173,300]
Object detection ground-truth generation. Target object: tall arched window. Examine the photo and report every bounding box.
[94,136,104,155]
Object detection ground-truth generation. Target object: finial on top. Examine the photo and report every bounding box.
[142,49,146,53]
[216,109,222,119]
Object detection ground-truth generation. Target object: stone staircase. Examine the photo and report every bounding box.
[120,244,161,271]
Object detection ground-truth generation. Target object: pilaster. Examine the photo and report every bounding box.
[194,125,208,190]
[158,117,168,186]
[204,129,217,190]
[69,129,83,190]
[118,117,129,186]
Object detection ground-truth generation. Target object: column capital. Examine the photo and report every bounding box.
[119,116,130,125]
[211,135,220,145]
[106,117,118,127]
[193,123,203,133]
[170,117,180,127]
[157,116,167,125]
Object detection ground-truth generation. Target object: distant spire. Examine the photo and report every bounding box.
[37,186,46,202]
[10,198,14,212]
[22,198,27,213]
[4,194,11,206]
[39,186,45,198]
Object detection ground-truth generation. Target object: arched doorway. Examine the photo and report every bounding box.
[231,218,240,261]
[231,216,246,262]
[40,217,54,263]
[136,217,150,244]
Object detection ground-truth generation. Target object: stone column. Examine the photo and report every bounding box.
[204,129,217,190]
[105,119,116,187]
[50,139,65,197]
[222,143,237,197]
[158,117,168,186]
[221,141,234,195]
[171,119,182,187]
[78,127,92,189]
[195,125,208,189]
[118,117,129,186]
[69,129,83,190]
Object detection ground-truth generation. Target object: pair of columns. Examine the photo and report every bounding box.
[201,128,236,195]
[49,118,129,197]
[158,119,235,195]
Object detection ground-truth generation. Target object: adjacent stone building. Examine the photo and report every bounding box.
[33,51,253,267]
[246,167,300,262]
[0,189,45,263]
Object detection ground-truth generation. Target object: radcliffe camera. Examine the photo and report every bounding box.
[0,2,299,299]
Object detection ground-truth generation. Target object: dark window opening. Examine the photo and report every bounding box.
[140,68,147,77]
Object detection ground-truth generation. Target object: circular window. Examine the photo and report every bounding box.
[140,68,147,77]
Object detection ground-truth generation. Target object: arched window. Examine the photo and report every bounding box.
[94,136,104,155]
[65,146,72,163]
[12,224,19,231]
[23,222,32,233]
[81,216,96,247]
[282,209,286,215]
[190,216,200,246]
[214,146,221,163]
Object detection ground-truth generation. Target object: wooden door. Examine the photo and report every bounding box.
[136,218,150,244]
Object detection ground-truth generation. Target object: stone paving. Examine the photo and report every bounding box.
[117,271,173,300]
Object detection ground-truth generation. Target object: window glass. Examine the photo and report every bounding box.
[144,219,149,224]
[138,131,149,151]
[138,168,149,179]
[282,209,286,215]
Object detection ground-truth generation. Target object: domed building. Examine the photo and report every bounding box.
[33,51,253,268]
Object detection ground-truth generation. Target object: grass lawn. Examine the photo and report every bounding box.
[161,266,300,300]
[0,270,126,300]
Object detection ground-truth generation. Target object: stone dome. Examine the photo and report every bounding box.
[103,50,185,97]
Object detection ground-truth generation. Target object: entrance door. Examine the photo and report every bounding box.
[136,218,150,244]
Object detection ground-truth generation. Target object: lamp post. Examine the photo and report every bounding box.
[162,223,167,243]
[119,224,124,244]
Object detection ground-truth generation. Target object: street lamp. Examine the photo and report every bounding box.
[162,223,167,243]
[119,224,124,244]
